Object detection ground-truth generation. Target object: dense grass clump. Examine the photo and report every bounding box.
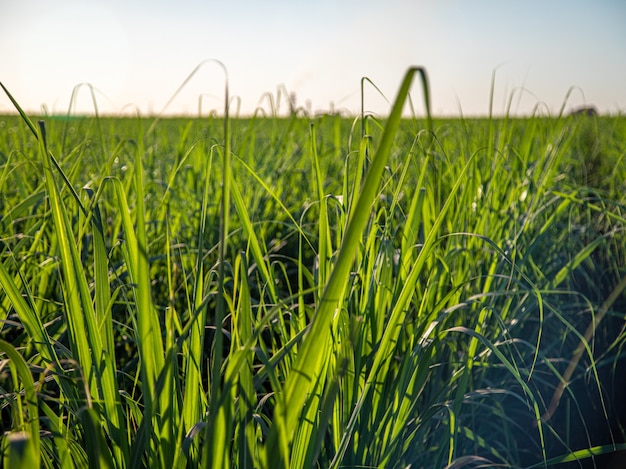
[1,69,625,468]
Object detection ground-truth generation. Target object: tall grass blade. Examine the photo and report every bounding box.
[36,121,131,466]
[232,252,258,468]
[182,144,215,464]
[110,174,168,466]
[263,66,431,468]
[202,60,232,469]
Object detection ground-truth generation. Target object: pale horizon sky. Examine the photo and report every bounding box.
[1,0,625,117]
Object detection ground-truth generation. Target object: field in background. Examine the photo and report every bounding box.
[1,70,626,468]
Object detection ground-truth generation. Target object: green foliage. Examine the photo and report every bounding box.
[1,70,625,468]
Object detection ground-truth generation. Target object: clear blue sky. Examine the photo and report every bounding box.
[1,0,625,116]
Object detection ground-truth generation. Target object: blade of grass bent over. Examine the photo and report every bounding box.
[0,81,86,216]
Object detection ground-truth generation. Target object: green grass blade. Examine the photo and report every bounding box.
[77,408,115,469]
[0,340,40,468]
[2,433,38,469]
[526,443,626,468]
[182,145,214,464]
[37,121,130,464]
[37,121,96,384]
[203,65,232,469]
[0,257,57,364]
[232,252,258,468]
[230,171,278,303]
[445,326,547,462]
[109,174,168,464]
[0,81,86,215]
[84,186,129,464]
[310,123,331,296]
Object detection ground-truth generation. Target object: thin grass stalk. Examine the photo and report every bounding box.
[203,62,232,469]
[181,143,215,465]
[85,187,130,465]
[346,136,369,226]
[129,129,170,464]
[158,247,181,468]
[231,252,258,468]
[0,82,87,216]
[310,123,331,297]
[110,176,161,466]
[63,83,108,156]
[542,272,626,422]
[162,215,185,468]
[450,306,492,463]
[445,326,547,462]
[232,154,314,250]
[230,173,278,304]
[360,76,389,139]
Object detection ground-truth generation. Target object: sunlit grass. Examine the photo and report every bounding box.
[1,68,625,468]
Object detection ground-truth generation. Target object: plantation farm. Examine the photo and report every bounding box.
[1,69,625,468]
